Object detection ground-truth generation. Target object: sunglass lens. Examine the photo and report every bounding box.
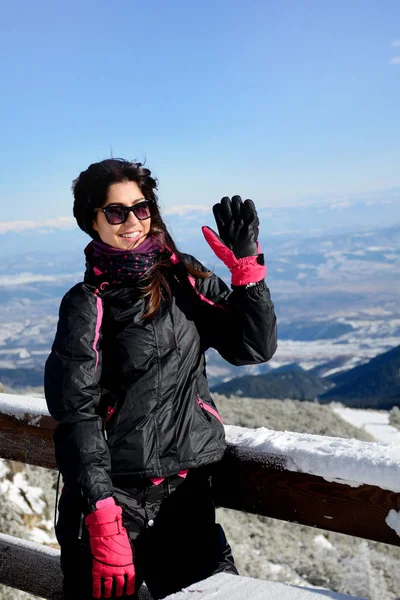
[105,207,126,224]
[134,203,151,220]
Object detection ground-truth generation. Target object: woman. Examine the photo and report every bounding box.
[45,158,277,600]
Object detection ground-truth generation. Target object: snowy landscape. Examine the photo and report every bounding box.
[0,199,399,391]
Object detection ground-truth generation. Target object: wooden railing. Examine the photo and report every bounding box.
[0,393,399,598]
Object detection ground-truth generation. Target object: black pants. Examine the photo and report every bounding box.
[56,469,238,599]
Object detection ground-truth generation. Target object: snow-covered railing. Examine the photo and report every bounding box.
[0,393,400,545]
[0,392,400,599]
[216,425,400,546]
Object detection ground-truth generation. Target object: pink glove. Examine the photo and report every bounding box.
[85,497,135,598]
[202,226,266,286]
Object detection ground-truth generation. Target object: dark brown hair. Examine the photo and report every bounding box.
[72,158,210,319]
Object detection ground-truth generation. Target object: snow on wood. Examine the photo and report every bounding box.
[2,393,400,496]
[164,573,366,600]
[225,424,400,493]
[0,392,49,425]
[2,393,400,494]
[1,393,400,546]
[0,393,56,468]
[213,444,400,546]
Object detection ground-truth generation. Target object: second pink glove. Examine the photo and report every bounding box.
[85,497,135,599]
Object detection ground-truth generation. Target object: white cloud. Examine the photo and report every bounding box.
[391,40,400,47]
[164,204,209,216]
[328,201,351,210]
[0,217,75,234]
[389,56,400,65]
[0,272,80,286]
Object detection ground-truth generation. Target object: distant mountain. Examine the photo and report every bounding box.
[318,345,400,409]
[1,218,400,391]
[273,363,305,373]
[210,370,333,400]
[277,322,353,341]
[309,356,361,379]
[0,367,44,389]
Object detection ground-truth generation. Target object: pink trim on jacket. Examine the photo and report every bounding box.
[187,275,219,307]
[167,246,224,309]
[93,290,103,372]
[169,251,180,264]
[196,396,223,424]
[150,470,189,486]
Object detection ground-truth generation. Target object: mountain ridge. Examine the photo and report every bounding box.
[318,345,400,409]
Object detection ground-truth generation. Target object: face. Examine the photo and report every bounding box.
[92,181,151,250]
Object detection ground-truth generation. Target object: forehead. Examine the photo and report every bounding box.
[105,181,144,205]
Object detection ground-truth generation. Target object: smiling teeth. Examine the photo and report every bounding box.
[120,232,140,239]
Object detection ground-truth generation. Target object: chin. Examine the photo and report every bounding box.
[121,237,145,250]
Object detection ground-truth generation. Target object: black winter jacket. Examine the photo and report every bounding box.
[45,254,277,507]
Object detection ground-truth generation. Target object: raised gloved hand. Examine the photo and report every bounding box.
[202,196,266,286]
[85,497,135,598]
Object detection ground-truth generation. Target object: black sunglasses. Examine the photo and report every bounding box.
[94,200,153,225]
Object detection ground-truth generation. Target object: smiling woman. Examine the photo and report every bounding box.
[92,181,152,250]
[45,157,277,600]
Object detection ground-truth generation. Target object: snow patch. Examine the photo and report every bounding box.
[313,534,335,550]
[0,393,49,422]
[225,425,400,493]
[386,510,400,537]
[0,471,46,515]
[332,406,400,445]
[166,572,366,599]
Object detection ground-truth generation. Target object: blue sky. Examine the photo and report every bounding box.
[1,0,399,221]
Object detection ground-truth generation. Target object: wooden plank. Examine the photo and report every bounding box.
[0,533,62,599]
[0,411,57,469]
[164,573,365,599]
[0,534,152,599]
[212,445,400,546]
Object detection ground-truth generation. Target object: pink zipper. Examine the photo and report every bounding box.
[196,396,223,424]
[105,406,115,422]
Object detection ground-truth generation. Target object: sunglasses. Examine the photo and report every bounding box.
[94,200,152,225]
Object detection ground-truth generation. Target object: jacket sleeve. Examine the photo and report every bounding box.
[44,283,113,508]
[184,255,277,366]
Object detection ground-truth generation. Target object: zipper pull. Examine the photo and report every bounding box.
[78,512,84,540]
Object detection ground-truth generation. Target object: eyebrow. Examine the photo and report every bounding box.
[104,198,147,207]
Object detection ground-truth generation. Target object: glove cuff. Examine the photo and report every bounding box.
[85,503,124,537]
[87,517,124,538]
[230,255,267,286]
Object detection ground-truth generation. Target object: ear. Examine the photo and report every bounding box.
[92,215,99,232]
